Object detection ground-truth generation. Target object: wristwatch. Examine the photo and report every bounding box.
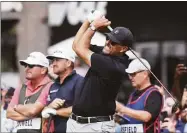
[89,23,96,31]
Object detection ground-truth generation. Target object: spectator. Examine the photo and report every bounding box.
[7,52,53,133]
[116,58,163,133]
[41,49,84,133]
[172,63,187,101]
[160,97,185,133]
[181,85,187,109]
[181,108,187,132]
[1,87,17,132]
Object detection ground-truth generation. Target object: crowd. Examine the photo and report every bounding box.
[1,10,187,133]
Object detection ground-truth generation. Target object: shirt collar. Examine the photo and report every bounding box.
[26,75,52,90]
[55,70,76,84]
[134,85,153,96]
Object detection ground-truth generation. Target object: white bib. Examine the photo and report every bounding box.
[115,124,144,133]
[17,118,41,130]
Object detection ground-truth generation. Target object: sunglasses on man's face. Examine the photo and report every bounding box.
[128,70,144,77]
[24,64,43,68]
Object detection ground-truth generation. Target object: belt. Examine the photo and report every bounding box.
[70,113,113,124]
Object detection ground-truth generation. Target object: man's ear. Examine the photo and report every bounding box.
[66,60,72,67]
[41,67,48,75]
[120,46,128,53]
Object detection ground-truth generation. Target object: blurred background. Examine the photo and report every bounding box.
[1,1,187,98]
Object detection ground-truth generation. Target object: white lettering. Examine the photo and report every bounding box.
[17,118,41,130]
[48,2,68,26]
[48,2,108,26]
[17,119,32,127]
[121,126,137,133]
[117,124,143,133]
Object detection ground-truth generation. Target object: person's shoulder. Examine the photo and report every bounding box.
[74,70,83,77]
[46,81,58,92]
[74,73,84,83]
[41,82,54,94]
[177,119,185,127]
[112,54,130,68]
[176,120,185,133]
[48,80,54,86]
[43,80,54,90]
[50,81,59,87]
[120,54,130,62]
[150,86,162,94]
[111,54,130,65]
[148,88,163,98]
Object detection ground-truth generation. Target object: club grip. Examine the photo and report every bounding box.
[107,25,113,31]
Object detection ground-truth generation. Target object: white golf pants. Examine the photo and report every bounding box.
[66,118,116,132]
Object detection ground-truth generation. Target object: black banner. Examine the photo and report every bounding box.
[50,1,187,46]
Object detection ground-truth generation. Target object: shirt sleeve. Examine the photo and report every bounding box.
[89,45,103,53]
[36,82,53,106]
[144,91,163,120]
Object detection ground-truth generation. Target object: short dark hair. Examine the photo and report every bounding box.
[6,87,15,97]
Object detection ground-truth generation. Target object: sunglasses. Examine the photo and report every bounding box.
[128,70,144,77]
[23,64,43,68]
[106,36,117,46]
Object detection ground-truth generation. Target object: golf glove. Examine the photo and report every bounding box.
[42,108,57,118]
[87,10,103,23]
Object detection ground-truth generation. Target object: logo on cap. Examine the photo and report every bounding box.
[54,50,63,54]
[114,30,119,34]
[28,54,36,59]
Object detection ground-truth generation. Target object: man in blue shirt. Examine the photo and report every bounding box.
[41,50,84,133]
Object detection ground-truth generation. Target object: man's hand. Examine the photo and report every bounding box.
[174,64,187,79]
[160,118,176,132]
[114,113,124,124]
[91,17,111,30]
[87,10,103,23]
[48,98,65,109]
[181,89,187,108]
[41,108,57,119]
[181,109,187,122]
[154,85,164,96]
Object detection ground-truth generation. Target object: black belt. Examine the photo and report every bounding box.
[70,113,113,124]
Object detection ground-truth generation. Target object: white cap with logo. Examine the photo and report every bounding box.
[46,49,75,63]
[125,58,151,74]
[19,52,49,67]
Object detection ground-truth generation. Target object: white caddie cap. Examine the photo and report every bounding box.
[19,52,49,67]
[46,49,75,63]
[125,58,151,74]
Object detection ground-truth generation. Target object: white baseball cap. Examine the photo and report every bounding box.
[19,52,49,67]
[46,49,75,63]
[125,58,151,74]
